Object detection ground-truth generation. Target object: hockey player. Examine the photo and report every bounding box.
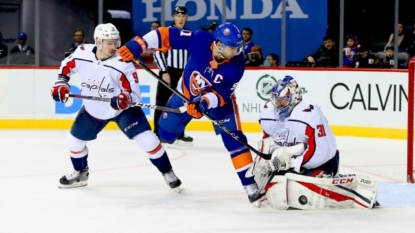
[117,23,262,204]
[250,76,378,209]
[50,23,181,190]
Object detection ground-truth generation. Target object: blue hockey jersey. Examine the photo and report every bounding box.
[143,27,246,109]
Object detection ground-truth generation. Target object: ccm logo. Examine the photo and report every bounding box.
[332,178,353,184]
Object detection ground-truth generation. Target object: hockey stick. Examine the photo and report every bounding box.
[133,59,271,160]
[66,93,186,114]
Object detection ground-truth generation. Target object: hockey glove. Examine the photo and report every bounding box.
[110,92,132,110]
[269,148,291,172]
[118,36,147,62]
[51,76,70,103]
[269,143,305,172]
[186,96,209,119]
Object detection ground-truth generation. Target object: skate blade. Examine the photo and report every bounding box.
[253,200,262,208]
[252,194,267,208]
[58,181,88,189]
[172,186,181,193]
[172,140,193,146]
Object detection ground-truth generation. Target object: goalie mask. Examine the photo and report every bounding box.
[271,76,302,121]
[213,22,243,59]
[93,23,121,50]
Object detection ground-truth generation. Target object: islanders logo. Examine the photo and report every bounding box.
[223,28,230,36]
[189,71,212,96]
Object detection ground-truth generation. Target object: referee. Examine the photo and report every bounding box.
[153,6,193,146]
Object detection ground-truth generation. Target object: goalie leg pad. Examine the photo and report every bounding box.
[284,173,378,210]
[265,176,289,210]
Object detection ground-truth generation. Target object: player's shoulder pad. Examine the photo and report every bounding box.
[77,44,95,52]
[69,44,95,59]
[259,100,276,119]
[291,98,319,121]
[104,54,136,71]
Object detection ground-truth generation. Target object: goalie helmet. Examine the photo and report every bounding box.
[213,22,243,57]
[93,23,121,48]
[271,76,302,121]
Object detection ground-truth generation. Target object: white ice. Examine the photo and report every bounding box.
[0,130,414,233]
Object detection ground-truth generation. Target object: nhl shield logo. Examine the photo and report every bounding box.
[163,112,168,119]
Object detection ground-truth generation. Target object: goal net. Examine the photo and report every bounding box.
[408,59,415,183]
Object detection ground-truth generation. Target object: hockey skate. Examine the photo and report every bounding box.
[245,183,266,207]
[58,167,89,189]
[163,169,182,192]
[173,134,193,146]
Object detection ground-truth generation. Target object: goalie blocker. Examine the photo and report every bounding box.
[265,173,378,210]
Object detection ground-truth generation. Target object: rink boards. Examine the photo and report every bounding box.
[0,67,408,139]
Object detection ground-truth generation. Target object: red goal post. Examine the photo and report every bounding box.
[408,59,415,183]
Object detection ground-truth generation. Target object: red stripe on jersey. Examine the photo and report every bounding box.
[298,181,369,208]
[120,73,132,92]
[262,130,270,139]
[62,59,76,76]
[302,125,316,165]
[148,143,162,155]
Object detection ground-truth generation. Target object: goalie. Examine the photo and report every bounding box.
[247,76,378,210]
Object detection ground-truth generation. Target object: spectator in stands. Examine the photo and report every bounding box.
[304,35,339,67]
[140,21,161,64]
[381,45,395,68]
[343,34,359,67]
[64,29,87,58]
[384,23,412,54]
[242,27,255,58]
[356,44,381,68]
[246,45,264,67]
[151,21,161,31]
[265,53,279,67]
[0,31,8,59]
[405,19,415,57]
[10,32,35,54]
[201,22,218,33]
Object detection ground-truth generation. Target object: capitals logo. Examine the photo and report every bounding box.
[189,71,212,96]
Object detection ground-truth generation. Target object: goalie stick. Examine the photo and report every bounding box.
[133,59,272,160]
[66,93,187,114]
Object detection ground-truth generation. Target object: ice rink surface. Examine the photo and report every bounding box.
[1,130,414,233]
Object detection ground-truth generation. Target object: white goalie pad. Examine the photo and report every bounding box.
[266,173,378,210]
[265,176,289,210]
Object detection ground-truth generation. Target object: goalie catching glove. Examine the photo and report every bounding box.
[110,92,132,110]
[186,95,209,119]
[51,75,70,103]
[269,143,306,172]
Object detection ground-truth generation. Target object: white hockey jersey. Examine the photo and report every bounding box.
[59,44,141,120]
[259,98,337,173]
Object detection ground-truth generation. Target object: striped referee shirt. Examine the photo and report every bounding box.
[153,26,189,72]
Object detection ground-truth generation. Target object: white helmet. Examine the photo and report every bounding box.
[93,23,121,48]
[271,76,303,121]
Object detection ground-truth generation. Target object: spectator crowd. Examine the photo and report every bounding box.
[1,18,415,69]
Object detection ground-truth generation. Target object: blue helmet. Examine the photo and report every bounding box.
[271,76,302,121]
[213,22,243,56]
